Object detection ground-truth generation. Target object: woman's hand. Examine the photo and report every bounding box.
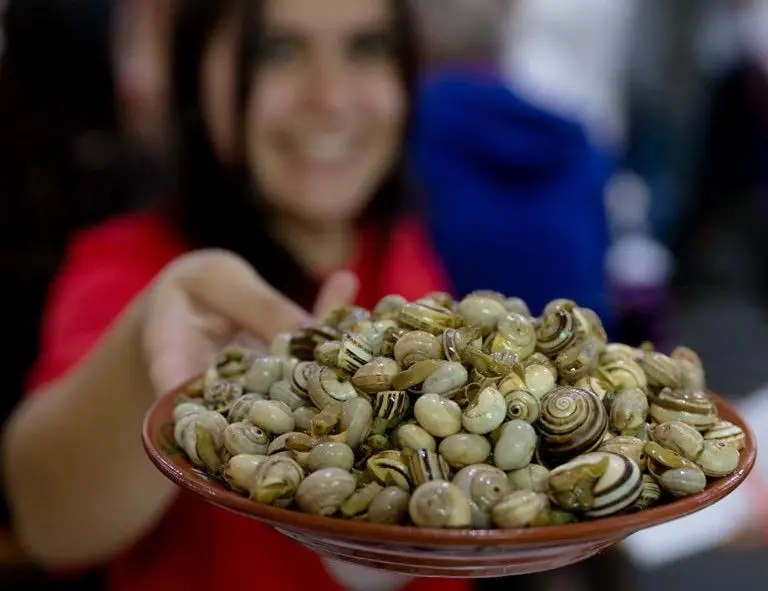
[141,249,359,395]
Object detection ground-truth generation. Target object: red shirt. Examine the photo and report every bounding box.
[26,211,470,591]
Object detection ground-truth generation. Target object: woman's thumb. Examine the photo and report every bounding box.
[313,271,360,319]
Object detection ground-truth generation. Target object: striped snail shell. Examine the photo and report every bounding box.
[504,390,540,423]
[638,351,683,391]
[488,312,537,361]
[703,419,745,451]
[536,301,583,356]
[649,388,718,431]
[306,365,357,410]
[548,451,643,518]
[537,387,608,466]
[407,449,451,487]
[633,474,662,510]
[371,390,409,435]
[398,301,461,336]
[337,333,374,374]
[366,450,412,492]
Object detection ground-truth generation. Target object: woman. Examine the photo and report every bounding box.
[1,1,465,591]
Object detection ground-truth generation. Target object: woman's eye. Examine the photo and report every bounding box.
[258,36,300,64]
[350,31,394,61]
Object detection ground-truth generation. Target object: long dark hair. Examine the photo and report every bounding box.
[167,0,420,311]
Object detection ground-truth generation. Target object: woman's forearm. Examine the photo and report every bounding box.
[2,298,178,568]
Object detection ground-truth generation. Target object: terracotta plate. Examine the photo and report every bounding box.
[143,389,756,578]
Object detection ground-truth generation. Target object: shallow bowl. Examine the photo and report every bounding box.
[143,389,756,578]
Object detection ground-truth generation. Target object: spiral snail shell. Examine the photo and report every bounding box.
[537,387,609,466]
[649,388,718,431]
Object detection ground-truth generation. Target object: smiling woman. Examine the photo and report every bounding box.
[1,1,467,591]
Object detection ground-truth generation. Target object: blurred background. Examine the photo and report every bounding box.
[1,0,767,589]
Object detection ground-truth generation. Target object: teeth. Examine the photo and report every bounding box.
[301,134,352,161]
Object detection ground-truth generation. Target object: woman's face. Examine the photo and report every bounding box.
[245,0,406,228]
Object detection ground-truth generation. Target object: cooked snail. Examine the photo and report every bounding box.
[172,292,742,530]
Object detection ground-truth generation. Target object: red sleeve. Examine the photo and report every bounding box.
[25,213,186,394]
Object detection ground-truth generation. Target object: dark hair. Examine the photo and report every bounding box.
[167,0,420,311]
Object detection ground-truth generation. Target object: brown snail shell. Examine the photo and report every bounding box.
[351,357,399,394]
[337,333,374,374]
[537,387,608,466]
[536,301,583,356]
[548,451,643,518]
[367,450,412,491]
[371,390,409,435]
[409,480,472,528]
[649,388,718,431]
[295,467,357,516]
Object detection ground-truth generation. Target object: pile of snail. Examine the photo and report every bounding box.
[172,292,745,530]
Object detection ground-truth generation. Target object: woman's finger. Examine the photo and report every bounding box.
[313,270,360,318]
[176,250,313,341]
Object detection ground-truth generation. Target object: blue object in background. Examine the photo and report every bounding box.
[410,68,617,332]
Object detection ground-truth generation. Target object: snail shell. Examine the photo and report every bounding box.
[503,297,532,318]
[268,380,305,411]
[309,403,343,438]
[393,330,442,369]
[442,326,482,363]
[704,419,745,451]
[307,442,355,472]
[598,436,647,470]
[351,357,399,394]
[457,294,507,336]
[651,421,704,461]
[174,410,228,471]
[644,441,699,478]
[215,345,251,377]
[290,361,314,399]
[367,450,412,491]
[422,361,468,398]
[439,433,491,469]
[243,356,283,395]
[548,452,643,518]
[407,449,451,486]
[306,365,357,409]
[337,333,374,374]
[638,352,683,391]
[671,346,706,390]
[695,440,740,477]
[173,400,206,423]
[203,380,244,414]
[290,326,342,361]
[414,393,462,438]
[396,423,437,453]
[339,397,373,449]
[507,464,551,493]
[368,486,411,524]
[295,467,357,516]
[462,386,507,435]
[372,294,408,321]
[574,376,613,403]
[489,313,537,361]
[600,343,641,366]
[223,453,267,493]
[314,340,343,368]
[381,325,409,358]
[293,406,320,432]
[658,466,707,497]
[372,390,409,435]
[248,400,296,435]
[504,390,540,423]
[649,388,717,431]
[223,421,270,456]
[633,474,662,510]
[609,387,649,435]
[537,387,608,466]
[399,301,460,336]
[523,363,558,400]
[250,455,305,504]
[227,393,265,424]
[452,464,511,528]
[339,481,384,518]
[536,302,582,356]
[492,491,550,529]
[409,481,472,528]
[494,419,538,471]
[554,336,601,383]
[597,359,647,391]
